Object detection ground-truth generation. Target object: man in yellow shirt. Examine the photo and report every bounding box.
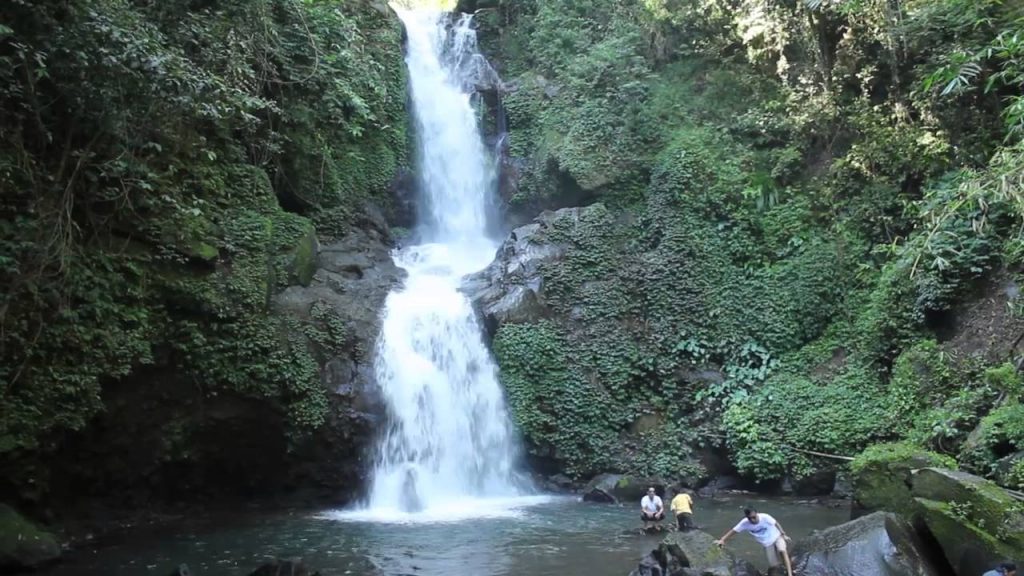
[670,489,695,531]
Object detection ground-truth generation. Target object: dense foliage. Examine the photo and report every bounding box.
[0,0,406,499]
[476,0,1024,485]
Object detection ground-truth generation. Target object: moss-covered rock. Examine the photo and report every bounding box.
[282,220,318,288]
[911,468,1024,550]
[612,475,670,503]
[960,402,1024,479]
[0,504,60,570]
[913,498,1021,576]
[850,443,956,517]
[659,530,731,575]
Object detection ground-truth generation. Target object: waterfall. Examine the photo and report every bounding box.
[362,8,530,517]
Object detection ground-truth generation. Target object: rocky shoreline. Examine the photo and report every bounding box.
[611,448,1024,576]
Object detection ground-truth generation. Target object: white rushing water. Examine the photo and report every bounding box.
[353,8,533,520]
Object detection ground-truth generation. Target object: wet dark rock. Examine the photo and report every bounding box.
[697,476,741,499]
[389,168,417,229]
[616,477,669,503]
[549,473,574,489]
[792,511,943,576]
[582,472,621,504]
[629,550,666,576]
[832,471,853,499]
[168,565,191,576]
[734,563,764,576]
[783,470,837,497]
[249,559,320,576]
[582,473,670,504]
[541,473,576,493]
[0,504,61,570]
[584,489,617,504]
[660,530,733,576]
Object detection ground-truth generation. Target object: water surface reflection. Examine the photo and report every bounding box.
[45,496,850,576]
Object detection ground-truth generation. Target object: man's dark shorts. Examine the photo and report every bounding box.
[676,512,694,530]
[641,512,665,521]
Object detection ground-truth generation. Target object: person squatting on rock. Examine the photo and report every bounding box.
[640,487,665,528]
[669,489,694,531]
[984,562,1018,576]
[715,507,793,576]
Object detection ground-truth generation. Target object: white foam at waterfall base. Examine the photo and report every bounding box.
[326,9,541,523]
[320,495,556,524]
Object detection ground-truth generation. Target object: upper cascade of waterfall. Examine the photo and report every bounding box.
[400,9,498,258]
[350,8,534,521]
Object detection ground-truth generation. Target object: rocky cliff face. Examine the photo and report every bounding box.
[466,203,725,481]
[274,221,404,502]
[10,211,403,518]
[464,208,580,335]
[0,0,410,519]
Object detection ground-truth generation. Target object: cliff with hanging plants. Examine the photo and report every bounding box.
[465,0,1024,491]
[0,0,409,513]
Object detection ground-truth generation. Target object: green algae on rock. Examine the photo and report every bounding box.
[850,443,957,517]
[0,504,60,570]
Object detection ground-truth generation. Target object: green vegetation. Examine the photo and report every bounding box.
[480,0,1024,484]
[0,0,406,498]
[4,0,1024,514]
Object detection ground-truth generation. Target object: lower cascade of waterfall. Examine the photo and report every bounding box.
[332,8,539,521]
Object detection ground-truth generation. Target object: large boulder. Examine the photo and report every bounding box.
[628,531,756,576]
[780,470,838,497]
[0,504,61,570]
[582,473,670,504]
[850,443,955,518]
[614,476,669,503]
[630,549,667,576]
[583,473,623,503]
[791,511,942,576]
[910,468,1024,576]
[659,530,734,576]
[465,207,603,336]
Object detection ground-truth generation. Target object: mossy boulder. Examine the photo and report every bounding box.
[913,498,1021,576]
[288,223,318,287]
[582,473,670,504]
[582,473,622,503]
[614,475,670,503]
[850,443,956,517]
[659,530,731,575]
[0,504,60,570]
[911,468,1024,550]
[960,402,1024,477]
[270,212,319,288]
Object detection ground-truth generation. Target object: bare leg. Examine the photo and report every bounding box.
[781,549,793,576]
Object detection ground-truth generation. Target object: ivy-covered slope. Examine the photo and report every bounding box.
[467,0,1024,489]
[0,0,407,510]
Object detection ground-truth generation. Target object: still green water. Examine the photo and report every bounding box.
[46,495,849,576]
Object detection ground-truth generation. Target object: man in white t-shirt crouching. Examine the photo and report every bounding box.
[639,487,664,529]
[715,507,793,576]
